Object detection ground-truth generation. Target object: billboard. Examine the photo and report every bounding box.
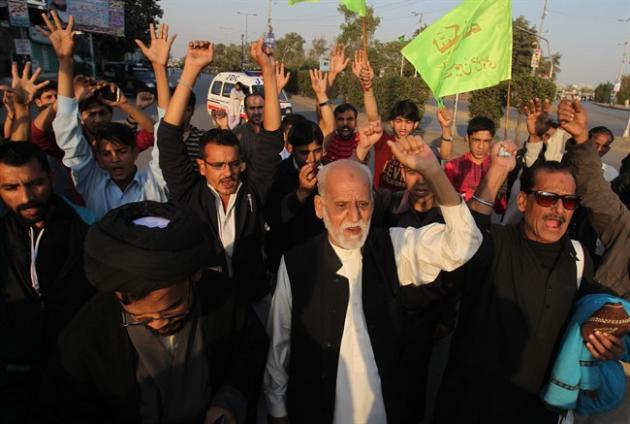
[47,0,125,37]
[8,0,30,27]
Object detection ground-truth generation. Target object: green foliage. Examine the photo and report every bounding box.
[512,16,537,78]
[336,5,381,51]
[469,83,508,128]
[308,37,328,62]
[210,43,244,72]
[616,75,630,105]
[510,75,557,112]
[94,0,163,60]
[296,71,429,122]
[275,32,306,68]
[594,82,614,103]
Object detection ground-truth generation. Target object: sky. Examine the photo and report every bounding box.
[160,0,630,86]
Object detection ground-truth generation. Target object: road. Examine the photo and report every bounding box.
[132,71,627,169]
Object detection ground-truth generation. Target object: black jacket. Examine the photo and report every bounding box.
[33,276,268,423]
[157,120,284,302]
[0,195,94,421]
[265,157,324,273]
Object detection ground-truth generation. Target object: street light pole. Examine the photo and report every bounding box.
[237,11,257,46]
[516,26,553,79]
[531,0,549,76]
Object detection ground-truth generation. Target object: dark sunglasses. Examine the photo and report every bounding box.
[525,190,580,210]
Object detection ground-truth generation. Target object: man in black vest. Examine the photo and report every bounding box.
[0,142,94,423]
[434,133,621,423]
[264,135,483,424]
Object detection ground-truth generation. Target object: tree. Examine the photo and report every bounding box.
[512,16,538,78]
[275,32,306,67]
[594,82,613,103]
[537,52,561,80]
[616,75,630,105]
[94,0,163,61]
[336,5,381,51]
[308,37,328,63]
[211,43,244,72]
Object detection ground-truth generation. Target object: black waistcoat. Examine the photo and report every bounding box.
[283,228,409,424]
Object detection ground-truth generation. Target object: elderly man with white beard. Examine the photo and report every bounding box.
[264,135,483,424]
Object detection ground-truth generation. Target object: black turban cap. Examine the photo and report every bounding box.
[84,201,210,294]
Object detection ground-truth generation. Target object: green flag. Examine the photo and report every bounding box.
[402,0,512,99]
[288,0,319,5]
[340,0,366,17]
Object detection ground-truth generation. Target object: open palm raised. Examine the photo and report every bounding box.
[38,11,75,60]
[184,40,214,71]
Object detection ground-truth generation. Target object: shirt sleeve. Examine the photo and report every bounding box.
[52,95,103,198]
[134,128,155,152]
[146,107,167,190]
[389,201,482,286]
[264,257,293,418]
[30,123,64,159]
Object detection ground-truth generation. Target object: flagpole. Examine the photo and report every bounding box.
[362,16,368,53]
[503,79,512,140]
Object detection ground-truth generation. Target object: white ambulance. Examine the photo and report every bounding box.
[206,71,293,120]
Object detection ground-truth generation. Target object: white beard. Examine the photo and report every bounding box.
[321,207,370,250]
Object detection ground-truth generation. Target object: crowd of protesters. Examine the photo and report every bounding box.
[0,10,629,424]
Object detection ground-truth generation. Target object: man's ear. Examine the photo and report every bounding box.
[196,159,206,176]
[517,191,528,213]
[314,195,324,220]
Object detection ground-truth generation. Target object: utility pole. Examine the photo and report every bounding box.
[531,0,549,76]
[615,18,630,102]
[411,12,423,77]
[237,11,257,46]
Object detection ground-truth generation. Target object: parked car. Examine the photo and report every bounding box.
[207,71,293,119]
[101,62,174,95]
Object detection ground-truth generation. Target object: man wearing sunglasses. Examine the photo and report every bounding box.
[158,38,283,305]
[435,135,622,422]
[34,201,268,424]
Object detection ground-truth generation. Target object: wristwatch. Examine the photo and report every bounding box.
[318,99,331,108]
[441,136,453,142]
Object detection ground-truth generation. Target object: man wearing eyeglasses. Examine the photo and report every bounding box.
[434,137,622,422]
[157,38,283,305]
[33,201,268,424]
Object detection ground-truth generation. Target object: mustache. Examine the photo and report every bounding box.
[17,201,44,212]
[220,176,237,183]
[340,221,368,232]
[543,213,566,224]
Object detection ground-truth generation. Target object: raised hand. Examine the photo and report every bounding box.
[8,62,50,105]
[1,90,16,118]
[388,135,439,175]
[135,23,176,67]
[557,98,588,143]
[329,44,350,76]
[437,107,453,129]
[489,141,517,172]
[275,62,291,93]
[309,69,328,98]
[135,91,155,110]
[352,50,374,91]
[184,40,214,72]
[523,98,551,139]
[357,120,383,151]
[39,11,75,60]
[251,37,274,71]
[97,83,127,109]
[298,163,318,193]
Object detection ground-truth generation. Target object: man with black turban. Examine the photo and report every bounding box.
[33,201,269,424]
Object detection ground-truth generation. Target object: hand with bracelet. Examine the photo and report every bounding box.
[470,141,517,214]
[437,106,454,159]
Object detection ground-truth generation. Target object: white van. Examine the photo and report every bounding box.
[207,71,293,120]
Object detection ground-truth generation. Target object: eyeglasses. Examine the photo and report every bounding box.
[525,190,580,210]
[202,159,242,171]
[120,283,193,327]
